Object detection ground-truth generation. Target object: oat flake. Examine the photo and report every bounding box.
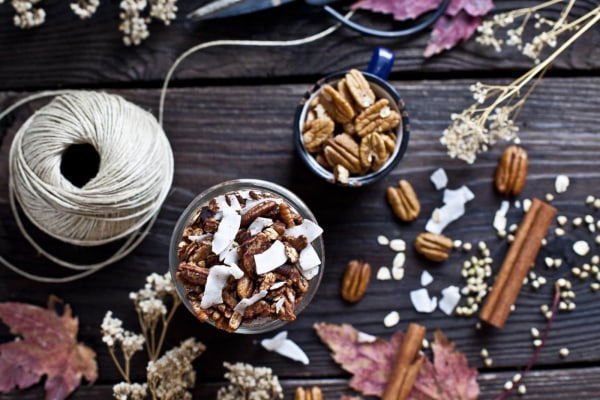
[383,311,400,327]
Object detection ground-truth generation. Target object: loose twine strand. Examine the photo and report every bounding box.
[0,12,351,283]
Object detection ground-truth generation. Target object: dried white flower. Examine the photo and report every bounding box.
[217,362,283,400]
[147,338,206,400]
[113,382,148,400]
[70,0,100,19]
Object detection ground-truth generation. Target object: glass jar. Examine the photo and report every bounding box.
[169,179,325,334]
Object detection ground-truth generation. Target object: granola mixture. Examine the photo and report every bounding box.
[175,189,323,332]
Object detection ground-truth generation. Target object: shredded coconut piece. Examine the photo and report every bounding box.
[298,244,321,272]
[410,288,438,313]
[255,240,287,275]
[430,167,449,190]
[261,331,309,365]
[248,217,273,236]
[420,270,434,286]
[200,265,235,309]
[212,204,241,255]
[285,219,323,242]
[493,200,510,232]
[439,285,461,315]
[233,290,268,314]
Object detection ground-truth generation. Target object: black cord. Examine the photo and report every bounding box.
[323,0,451,38]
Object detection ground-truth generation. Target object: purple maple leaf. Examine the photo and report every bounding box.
[447,0,494,17]
[424,12,482,58]
[351,0,445,21]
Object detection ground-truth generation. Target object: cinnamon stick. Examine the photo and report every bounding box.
[382,323,427,400]
[480,198,556,328]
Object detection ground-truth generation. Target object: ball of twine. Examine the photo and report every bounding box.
[2,90,173,282]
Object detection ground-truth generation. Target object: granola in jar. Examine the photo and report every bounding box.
[173,183,324,333]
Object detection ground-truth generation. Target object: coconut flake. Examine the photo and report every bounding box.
[285,219,323,242]
[261,331,309,365]
[430,167,448,190]
[299,244,321,271]
[357,331,377,343]
[443,185,475,204]
[270,281,286,290]
[188,233,213,242]
[555,175,570,194]
[233,290,268,314]
[255,240,288,275]
[200,265,233,309]
[248,217,273,236]
[212,206,241,255]
[376,266,392,280]
[493,201,510,232]
[227,194,242,211]
[439,285,461,315]
[410,288,437,313]
[425,201,466,234]
[274,297,285,313]
[301,266,320,280]
[420,270,433,286]
[220,242,240,264]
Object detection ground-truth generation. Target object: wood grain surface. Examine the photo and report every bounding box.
[1,0,600,398]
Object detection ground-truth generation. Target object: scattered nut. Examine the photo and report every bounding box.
[414,232,454,262]
[295,386,323,400]
[383,310,400,327]
[387,179,421,221]
[495,145,528,196]
[341,260,372,303]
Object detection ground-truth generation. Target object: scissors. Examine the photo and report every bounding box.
[187,0,450,38]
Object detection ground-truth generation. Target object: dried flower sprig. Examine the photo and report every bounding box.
[442,1,600,163]
[1,0,178,45]
[217,362,284,400]
[101,272,205,400]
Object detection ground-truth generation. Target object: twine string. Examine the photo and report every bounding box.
[0,91,174,283]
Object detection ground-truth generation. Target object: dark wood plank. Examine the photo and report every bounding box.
[0,0,598,90]
[1,75,600,395]
[2,367,600,399]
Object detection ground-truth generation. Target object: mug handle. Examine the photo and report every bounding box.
[366,47,395,81]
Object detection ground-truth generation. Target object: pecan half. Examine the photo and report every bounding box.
[318,84,355,124]
[323,133,362,175]
[302,117,334,153]
[386,179,421,222]
[359,132,390,171]
[345,69,375,109]
[495,145,528,196]
[341,259,371,303]
[355,99,401,138]
[414,232,453,262]
[295,386,323,400]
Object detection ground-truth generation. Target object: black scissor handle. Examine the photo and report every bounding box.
[323,0,450,38]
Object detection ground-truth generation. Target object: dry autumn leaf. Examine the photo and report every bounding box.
[314,322,478,399]
[351,0,494,57]
[0,297,97,399]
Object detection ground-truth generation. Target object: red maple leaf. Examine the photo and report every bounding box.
[0,298,98,400]
[350,0,495,57]
[351,0,443,21]
[424,12,482,58]
[314,322,478,399]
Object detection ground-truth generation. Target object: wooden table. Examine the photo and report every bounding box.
[1,1,600,398]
